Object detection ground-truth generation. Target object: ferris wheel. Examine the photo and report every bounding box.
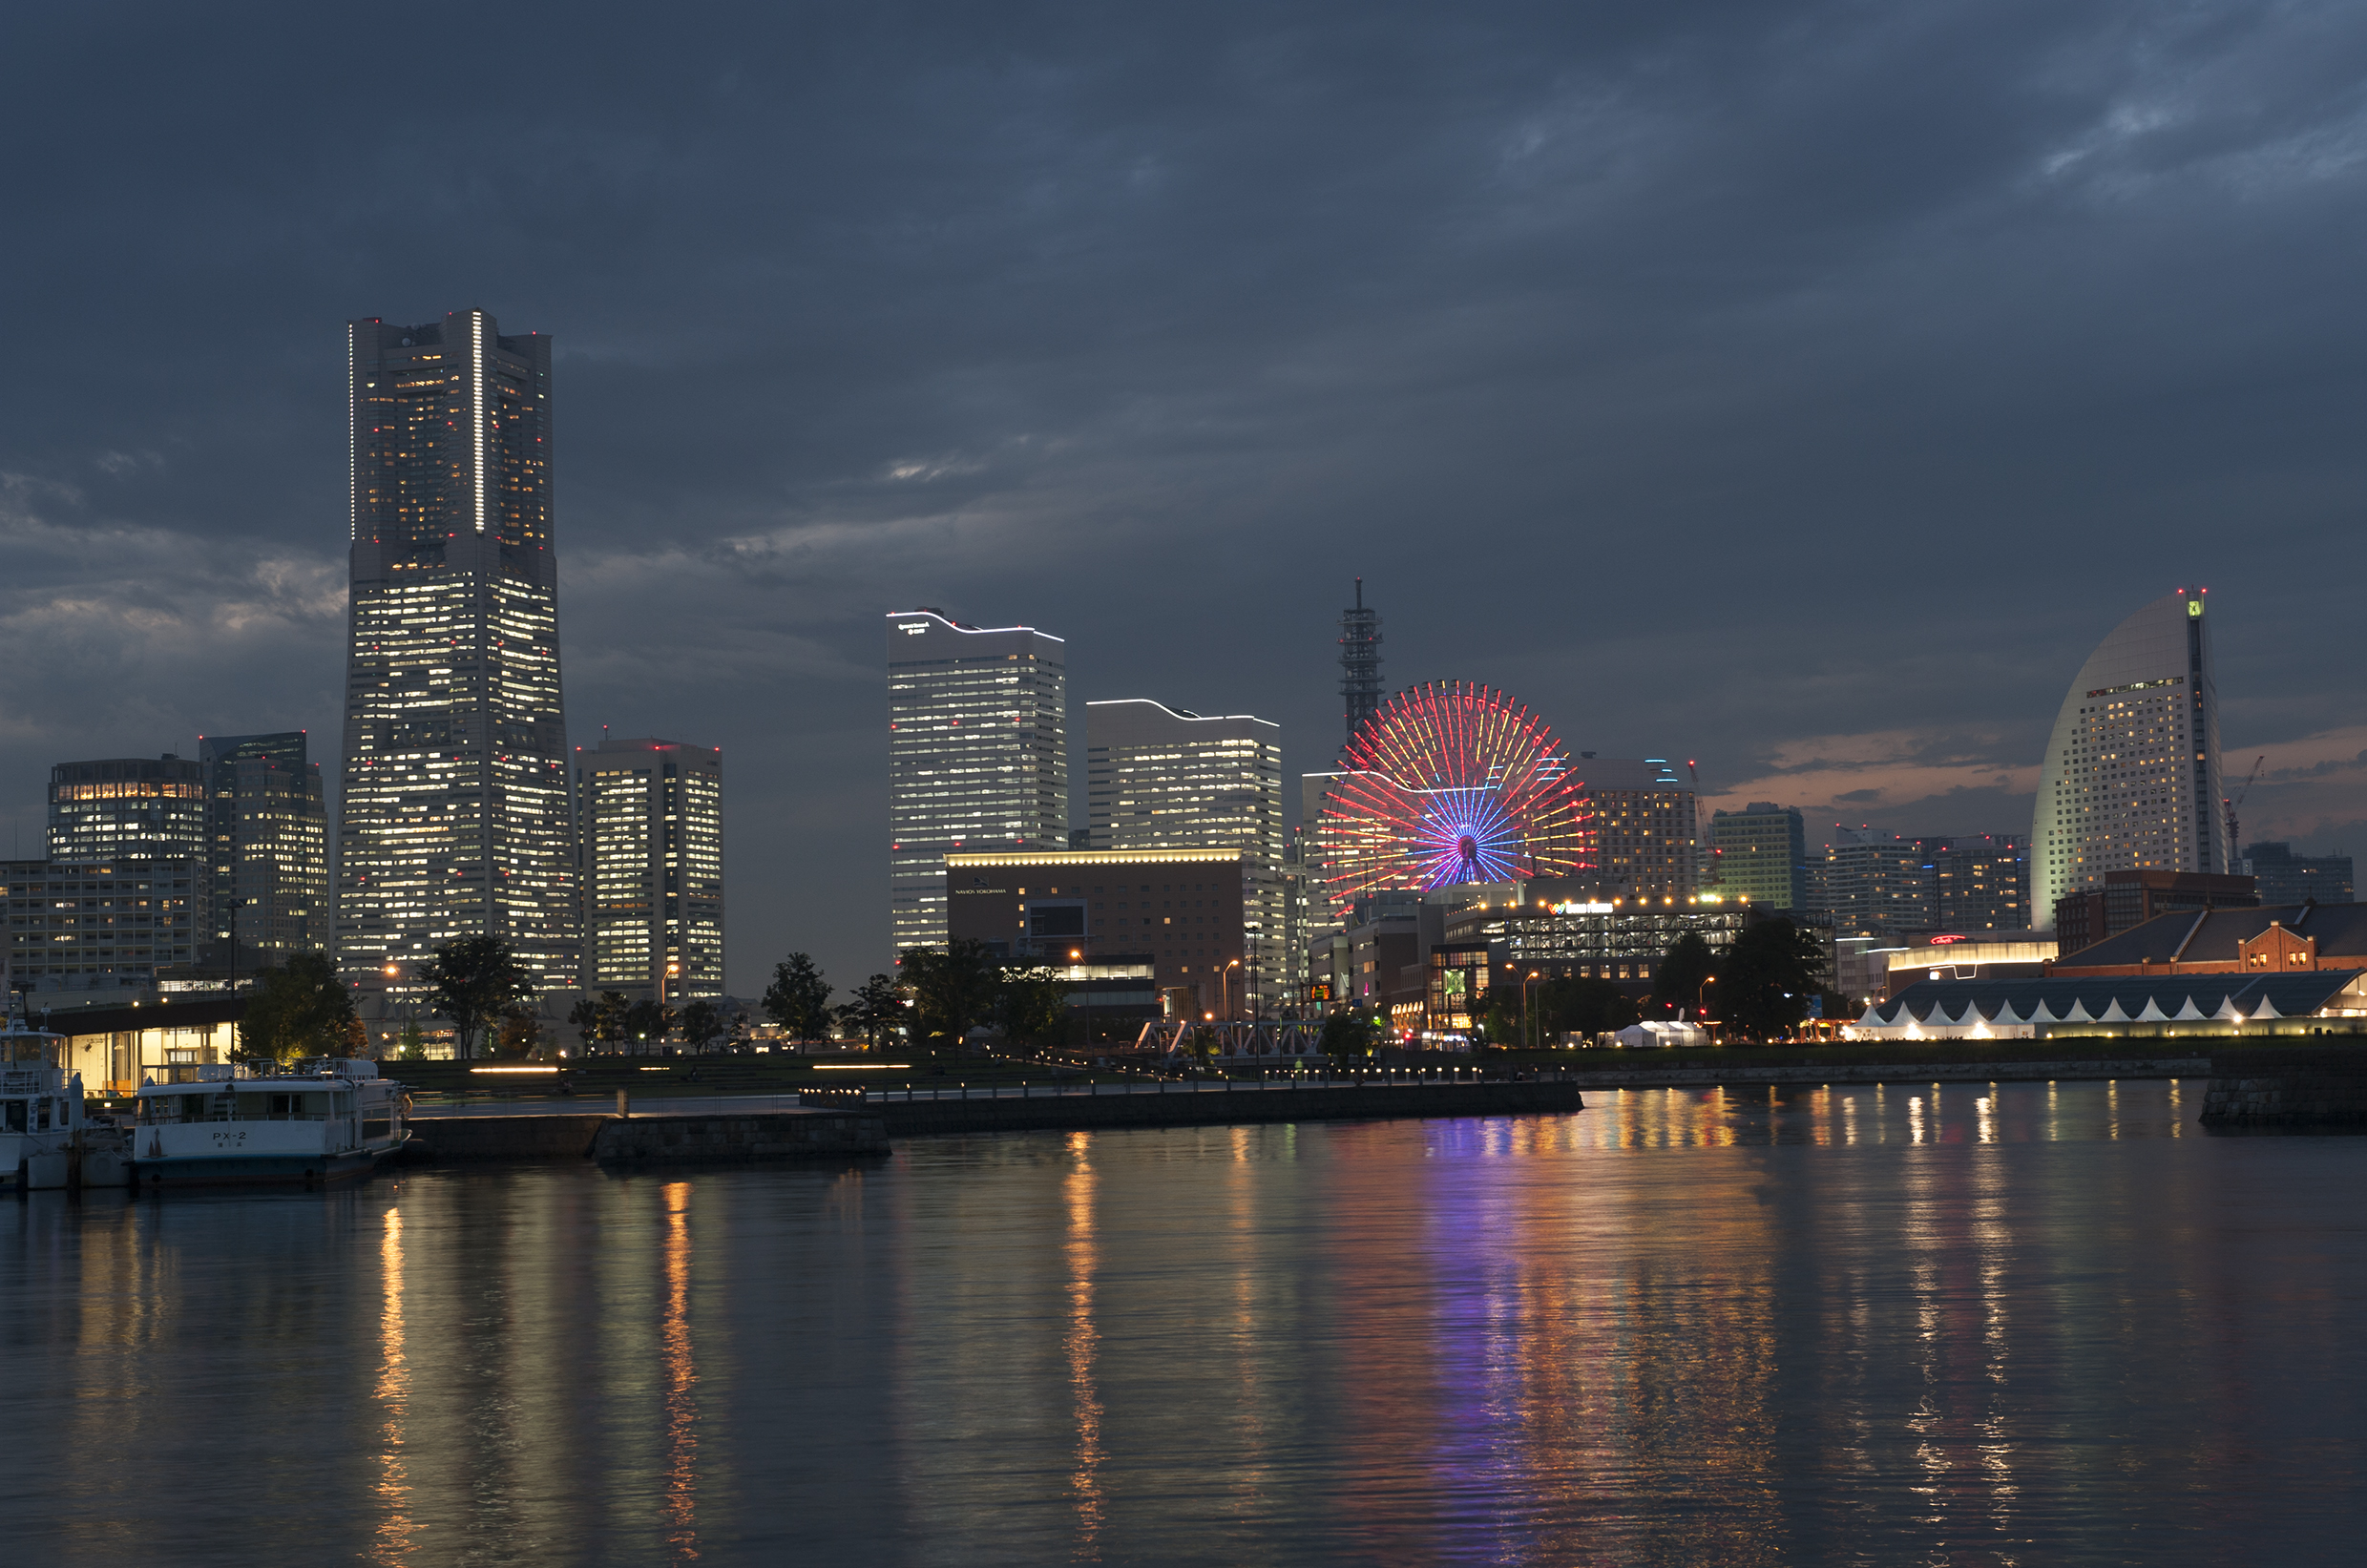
[1312,680,1595,914]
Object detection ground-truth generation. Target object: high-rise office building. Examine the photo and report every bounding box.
[2242,842,2354,906]
[2033,588,2226,926]
[1709,803,1808,909]
[1934,835,2028,930]
[1576,759,1701,903]
[1823,827,1935,939]
[199,732,328,960]
[1086,700,1285,1013]
[576,737,724,1005]
[49,755,206,863]
[888,609,1067,953]
[3,859,202,998]
[337,312,578,1016]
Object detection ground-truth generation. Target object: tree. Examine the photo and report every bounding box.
[567,996,601,1054]
[424,935,533,1060]
[596,991,633,1049]
[900,941,1000,1055]
[681,998,723,1053]
[497,1006,546,1059]
[836,972,904,1051]
[238,951,360,1065]
[1719,918,1829,1042]
[623,997,677,1052]
[1317,1009,1377,1061]
[995,966,1071,1051]
[763,952,835,1041]
[1539,975,1641,1041]
[1651,931,1719,1019]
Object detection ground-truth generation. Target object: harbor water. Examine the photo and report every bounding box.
[5,1080,2363,1564]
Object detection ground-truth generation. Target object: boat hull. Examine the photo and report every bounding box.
[127,1146,385,1188]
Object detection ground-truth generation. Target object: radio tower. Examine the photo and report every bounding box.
[1339,577,1383,744]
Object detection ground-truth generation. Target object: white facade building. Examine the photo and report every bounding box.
[888,610,1068,953]
[576,737,723,1005]
[2031,588,2227,926]
[1086,700,1284,1014]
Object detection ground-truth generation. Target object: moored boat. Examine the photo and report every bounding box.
[128,1058,408,1188]
[1,1024,83,1190]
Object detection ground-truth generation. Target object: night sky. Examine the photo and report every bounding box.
[6,2,2364,997]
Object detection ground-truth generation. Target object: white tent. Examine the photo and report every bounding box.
[2251,996,2283,1022]
[2062,999,2095,1024]
[2172,997,2208,1022]
[1614,1020,1711,1049]
[2213,995,2250,1023]
[1992,1002,2026,1027]
[2135,998,2171,1023]
[2098,999,2133,1023]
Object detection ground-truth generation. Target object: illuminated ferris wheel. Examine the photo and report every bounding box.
[1312,680,1595,914]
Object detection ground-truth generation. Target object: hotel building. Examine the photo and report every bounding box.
[1708,803,1808,909]
[1575,759,1701,903]
[336,312,579,1018]
[1086,700,1285,1013]
[576,737,724,1005]
[888,609,1067,953]
[49,755,206,864]
[4,858,202,999]
[199,732,328,960]
[2033,588,2227,925]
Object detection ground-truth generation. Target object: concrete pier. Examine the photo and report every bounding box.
[872,1078,1582,1136]
[2199,1048,2367,1127]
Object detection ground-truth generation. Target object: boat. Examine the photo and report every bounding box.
[1,1024,86,1191]
[127,1057,409,1188]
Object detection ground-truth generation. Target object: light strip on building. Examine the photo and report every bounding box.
[944,848,1242,868]
[471,312,487,533]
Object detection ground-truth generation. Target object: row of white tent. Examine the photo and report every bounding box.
[1859,993,2286,1029]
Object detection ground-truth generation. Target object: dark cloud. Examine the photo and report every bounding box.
[4,1,2364,990]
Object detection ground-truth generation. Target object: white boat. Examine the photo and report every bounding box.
[1,1025,85,1191]
[128,1058,409,1188]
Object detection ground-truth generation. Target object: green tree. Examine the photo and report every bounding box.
[1317,1009,1377,1061]
[836,972,905,1051]
[623,997,676,1051]
[901,941,1001,1056]
[567,995,601,1054]
[1651,930,1719,1020]
[1539,975,1641,1040]
[595,990,633,1049]
[424,935,533,1060]
[496,1006,546,1059]
[763,952,835,1040]
[995,966,1071,1051]
[394,1017,427,1061]
[1719,918,1829,1042]
[681,998,724,1053]
[237,951,359,1065]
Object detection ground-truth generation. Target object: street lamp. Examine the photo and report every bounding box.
[1698,974,1716,1032]
[1523,969,1540,1051]
[1216,958,1240,1019]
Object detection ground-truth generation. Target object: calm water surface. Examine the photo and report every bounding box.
[6,1081,2364,1564]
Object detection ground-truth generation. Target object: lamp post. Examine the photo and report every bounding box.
[1217,958,1240,1019]
[1698,974,1716,1035]
[1523,969,1540,1051]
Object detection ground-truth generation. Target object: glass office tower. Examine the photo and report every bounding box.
[336,312,578,1016]
[888,609,1067,953]
[576,737,724,1005]
[199,731,328,960]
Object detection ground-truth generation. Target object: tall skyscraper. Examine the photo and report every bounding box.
[1576,759,1702,903]
[1708,803,1808,909]
[1338,578,1383,744]
[337,312,578,1014]
[1086,700,1285,1012]
[888,609,1067,953]
[576,737,724,1005]
[48,755,206,862]
[2032,588,2225,926]
[199,732,328,960]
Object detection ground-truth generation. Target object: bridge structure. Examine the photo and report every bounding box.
[1131,1018,1327,1067]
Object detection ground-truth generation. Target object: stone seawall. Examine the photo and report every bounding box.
[1571,1058,2210,1092]
[2200,1049,2367,1127]
[400,1112,886,1163]
[595,1111,887,1163]
[873,1080,1583,1137]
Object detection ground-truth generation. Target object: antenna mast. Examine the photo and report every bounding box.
[1338,577,1383,745]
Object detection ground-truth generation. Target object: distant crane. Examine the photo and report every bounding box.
[2222,754,2265,869]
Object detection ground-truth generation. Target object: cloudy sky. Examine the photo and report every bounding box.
[5,1,2364,995]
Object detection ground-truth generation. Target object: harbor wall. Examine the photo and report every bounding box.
[2199,1049,2367,1127]
[871,1079,1582,1137]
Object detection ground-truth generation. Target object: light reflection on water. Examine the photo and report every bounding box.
[4,1081,2363,1566]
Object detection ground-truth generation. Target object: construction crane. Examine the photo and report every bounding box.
[2222,754,2265,869]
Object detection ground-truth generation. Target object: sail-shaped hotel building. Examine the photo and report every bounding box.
[2031,589,2227,927]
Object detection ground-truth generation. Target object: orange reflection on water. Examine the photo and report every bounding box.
[369,1205,413,1567]
[662,1181,698,1561]
[1064,1132,1104,1553]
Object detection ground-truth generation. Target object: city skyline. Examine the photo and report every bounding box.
[5,8,2367,998]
